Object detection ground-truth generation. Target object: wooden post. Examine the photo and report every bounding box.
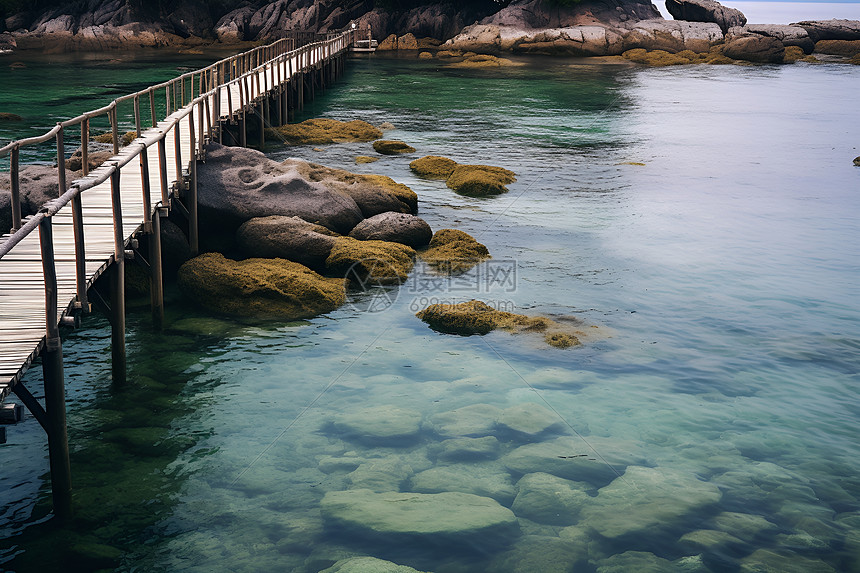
[10,145,21,231]
[134,95,142,137]
[259,101,265,149]
[55,126,66,197]
[81,118,89,177]
[174,121,182,186]
[109,166,126,385]
[71,188,88,315]
[39,216,72,520]
[158,136,169,204]
[149,206,164,329]
[110,109,119,156]
[188,109,199,256]
[149,88,157,128]
[139,144,153,233]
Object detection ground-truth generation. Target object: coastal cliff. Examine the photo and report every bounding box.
[1,0,859,64]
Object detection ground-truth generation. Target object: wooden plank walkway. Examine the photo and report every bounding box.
[0,32,353,403]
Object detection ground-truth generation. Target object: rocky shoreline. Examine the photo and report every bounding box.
[1,0,858,65]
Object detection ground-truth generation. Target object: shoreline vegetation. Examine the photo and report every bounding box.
[0,0,858,65]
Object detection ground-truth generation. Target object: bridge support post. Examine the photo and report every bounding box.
[39,216,73,520]
[149,207,164,330]
[109,167,126,385]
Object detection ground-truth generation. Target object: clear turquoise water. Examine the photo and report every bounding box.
[2,53,860,572]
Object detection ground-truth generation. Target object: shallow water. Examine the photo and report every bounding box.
[2,54,860,572]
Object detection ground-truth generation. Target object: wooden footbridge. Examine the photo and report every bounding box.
[0,26,366,517]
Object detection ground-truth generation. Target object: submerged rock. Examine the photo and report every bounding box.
[347,458,416,491]
[236,215,339,269]
[739,549,838,573]
[320,557,428,573]
[178,253,345,320]
[446,164,516,196]
[432,436,501,461]
[348,212,433,248]
[320,489,520,544]
[503,436,645,486]
[409,155,458,179]
[265,118,382,145]
[666,0,746,33]
[450,53,517,67]
[579,465,722,538]
[325,237,416,284]
[373,140,417,155]
[512,472,589,525]
[330,405,422,444]
[490,535,589,573]
[410,463,517,504]
[429,403,502,438]
[497,402,564,439]
[419,229,491,274]
[0,112,23,121]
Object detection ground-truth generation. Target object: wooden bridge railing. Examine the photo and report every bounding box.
[0,27,358,515]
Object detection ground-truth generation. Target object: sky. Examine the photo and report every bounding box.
[655,0,860,23]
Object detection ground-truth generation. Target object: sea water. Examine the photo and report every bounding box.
[1,53,860,572]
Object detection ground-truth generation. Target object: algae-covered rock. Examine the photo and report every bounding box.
[320,489,520,544]
[512,472,589,525]
[446,164,516,196]
[265,118,382,145]
[579,465,722,538]
[678,529,744,552]
[283,159,418,216]
[92,130,136,146]
[783,45,817,62]
[450,53,517,68]
[851,54,860,65]
[416,299,554,336]
[330,405,422,444]
[236,215,339,269]
[622,48,693,66]
[409,155,458,179]
[595,551,679,573]
[373,140,417,155]
[178,253,345,320]
[347,459,415,491]
[65,148,113,172]
[854,155,860,165]
[355,155,379,164]
[813,39,860,56]
[326,237,416,284]
[320,557,428,573]
[348,212,433,247]
[711,511,779,539]
[418,51,433,59]
[419,228,491,274]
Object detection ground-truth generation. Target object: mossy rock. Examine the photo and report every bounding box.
[622,49,693,66]
[783,46,818,63]
[326,237,416,284]
[0,112,22,121]
[266,118,382,145]
[446,164,516,197]
[410,155,458,179]
[450,54,516,68]
[92,130,136,146]
[814,39,860,57]
[418,51,434,59]
[420,228,490,274]
[416,299,552,336]
[178,252,345,320]
[373,140,416,155]
[355,155,379,164]
[851,54,860,65]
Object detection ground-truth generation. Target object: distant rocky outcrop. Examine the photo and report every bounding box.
[665,0,746,33]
